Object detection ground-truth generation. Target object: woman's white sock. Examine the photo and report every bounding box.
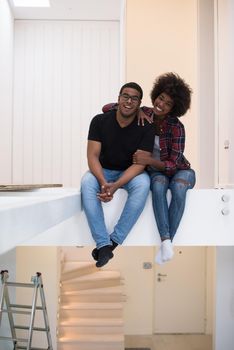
[161,239,174,262]
[155,245,164,265]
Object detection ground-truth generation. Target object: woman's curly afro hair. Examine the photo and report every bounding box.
[150,72,192,118]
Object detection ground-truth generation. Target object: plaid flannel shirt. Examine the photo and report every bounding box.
[142,106,191,176]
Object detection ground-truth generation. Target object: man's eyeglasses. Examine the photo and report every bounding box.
[119,93,140,103]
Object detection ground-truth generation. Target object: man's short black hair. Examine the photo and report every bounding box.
[119,82,143,100]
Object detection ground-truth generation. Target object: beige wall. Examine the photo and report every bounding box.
[16,247,59,349]
[107,246,155,334]
[206,247,215,334]
[125,0,199,183]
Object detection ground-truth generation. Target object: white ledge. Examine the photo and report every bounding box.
[0,188,81,254]
[21,188,234,247]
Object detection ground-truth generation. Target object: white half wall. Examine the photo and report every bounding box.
[22,189,234,246]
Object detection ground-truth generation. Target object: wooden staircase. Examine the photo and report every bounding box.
[57,260,125,350]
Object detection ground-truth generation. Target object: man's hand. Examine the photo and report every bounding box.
[133,150,152,166]
[97,182,118,202]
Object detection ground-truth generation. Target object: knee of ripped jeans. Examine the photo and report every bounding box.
[172,177,193,190]
[153,176,168,185]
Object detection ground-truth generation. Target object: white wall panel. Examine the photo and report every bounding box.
[215,0,234,187]
[0,0,14,184]
[13,20,120,186]
[198,0,215,188]
[214,247,234,350]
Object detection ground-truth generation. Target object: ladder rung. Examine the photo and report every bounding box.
[15,325,49,332]
[10,303,43,310]
[5,282,34,288]
[0,335,27,342]
[16,347,52,350]
[1,309,31,315]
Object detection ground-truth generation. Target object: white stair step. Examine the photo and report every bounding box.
[57,340,124,350]
[61,302,123,310]
[61,276,123,291]
[61,262,97,280]
[61,270,121,282]
[60,317,124,327]
[61,285,124,295]
[59,324,124,336]
[62,261,95,272]
[58,333,124,343]
[58,313,124,336]
[60,293,125,303]
[60,289,125,303]
[58,333,124,350]
[59,306,123,319]
[60,280,123,297]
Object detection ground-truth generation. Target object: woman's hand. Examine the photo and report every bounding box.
[137,109,154,126]
[133,150,152,166]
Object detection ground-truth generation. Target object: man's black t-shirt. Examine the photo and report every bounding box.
[88,110,155,170]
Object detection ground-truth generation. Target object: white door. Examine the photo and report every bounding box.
[154,247,206,333]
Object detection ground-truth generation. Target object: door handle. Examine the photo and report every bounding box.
[158,273,167,277]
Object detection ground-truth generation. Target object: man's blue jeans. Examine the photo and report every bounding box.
[149,169,196,241]
[81,169,150,249]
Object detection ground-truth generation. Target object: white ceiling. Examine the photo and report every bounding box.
[8,0,123,20]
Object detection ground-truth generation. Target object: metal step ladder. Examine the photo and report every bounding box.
[0,270,53,350]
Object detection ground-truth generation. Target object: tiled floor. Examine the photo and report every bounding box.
[125,334,212,350]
